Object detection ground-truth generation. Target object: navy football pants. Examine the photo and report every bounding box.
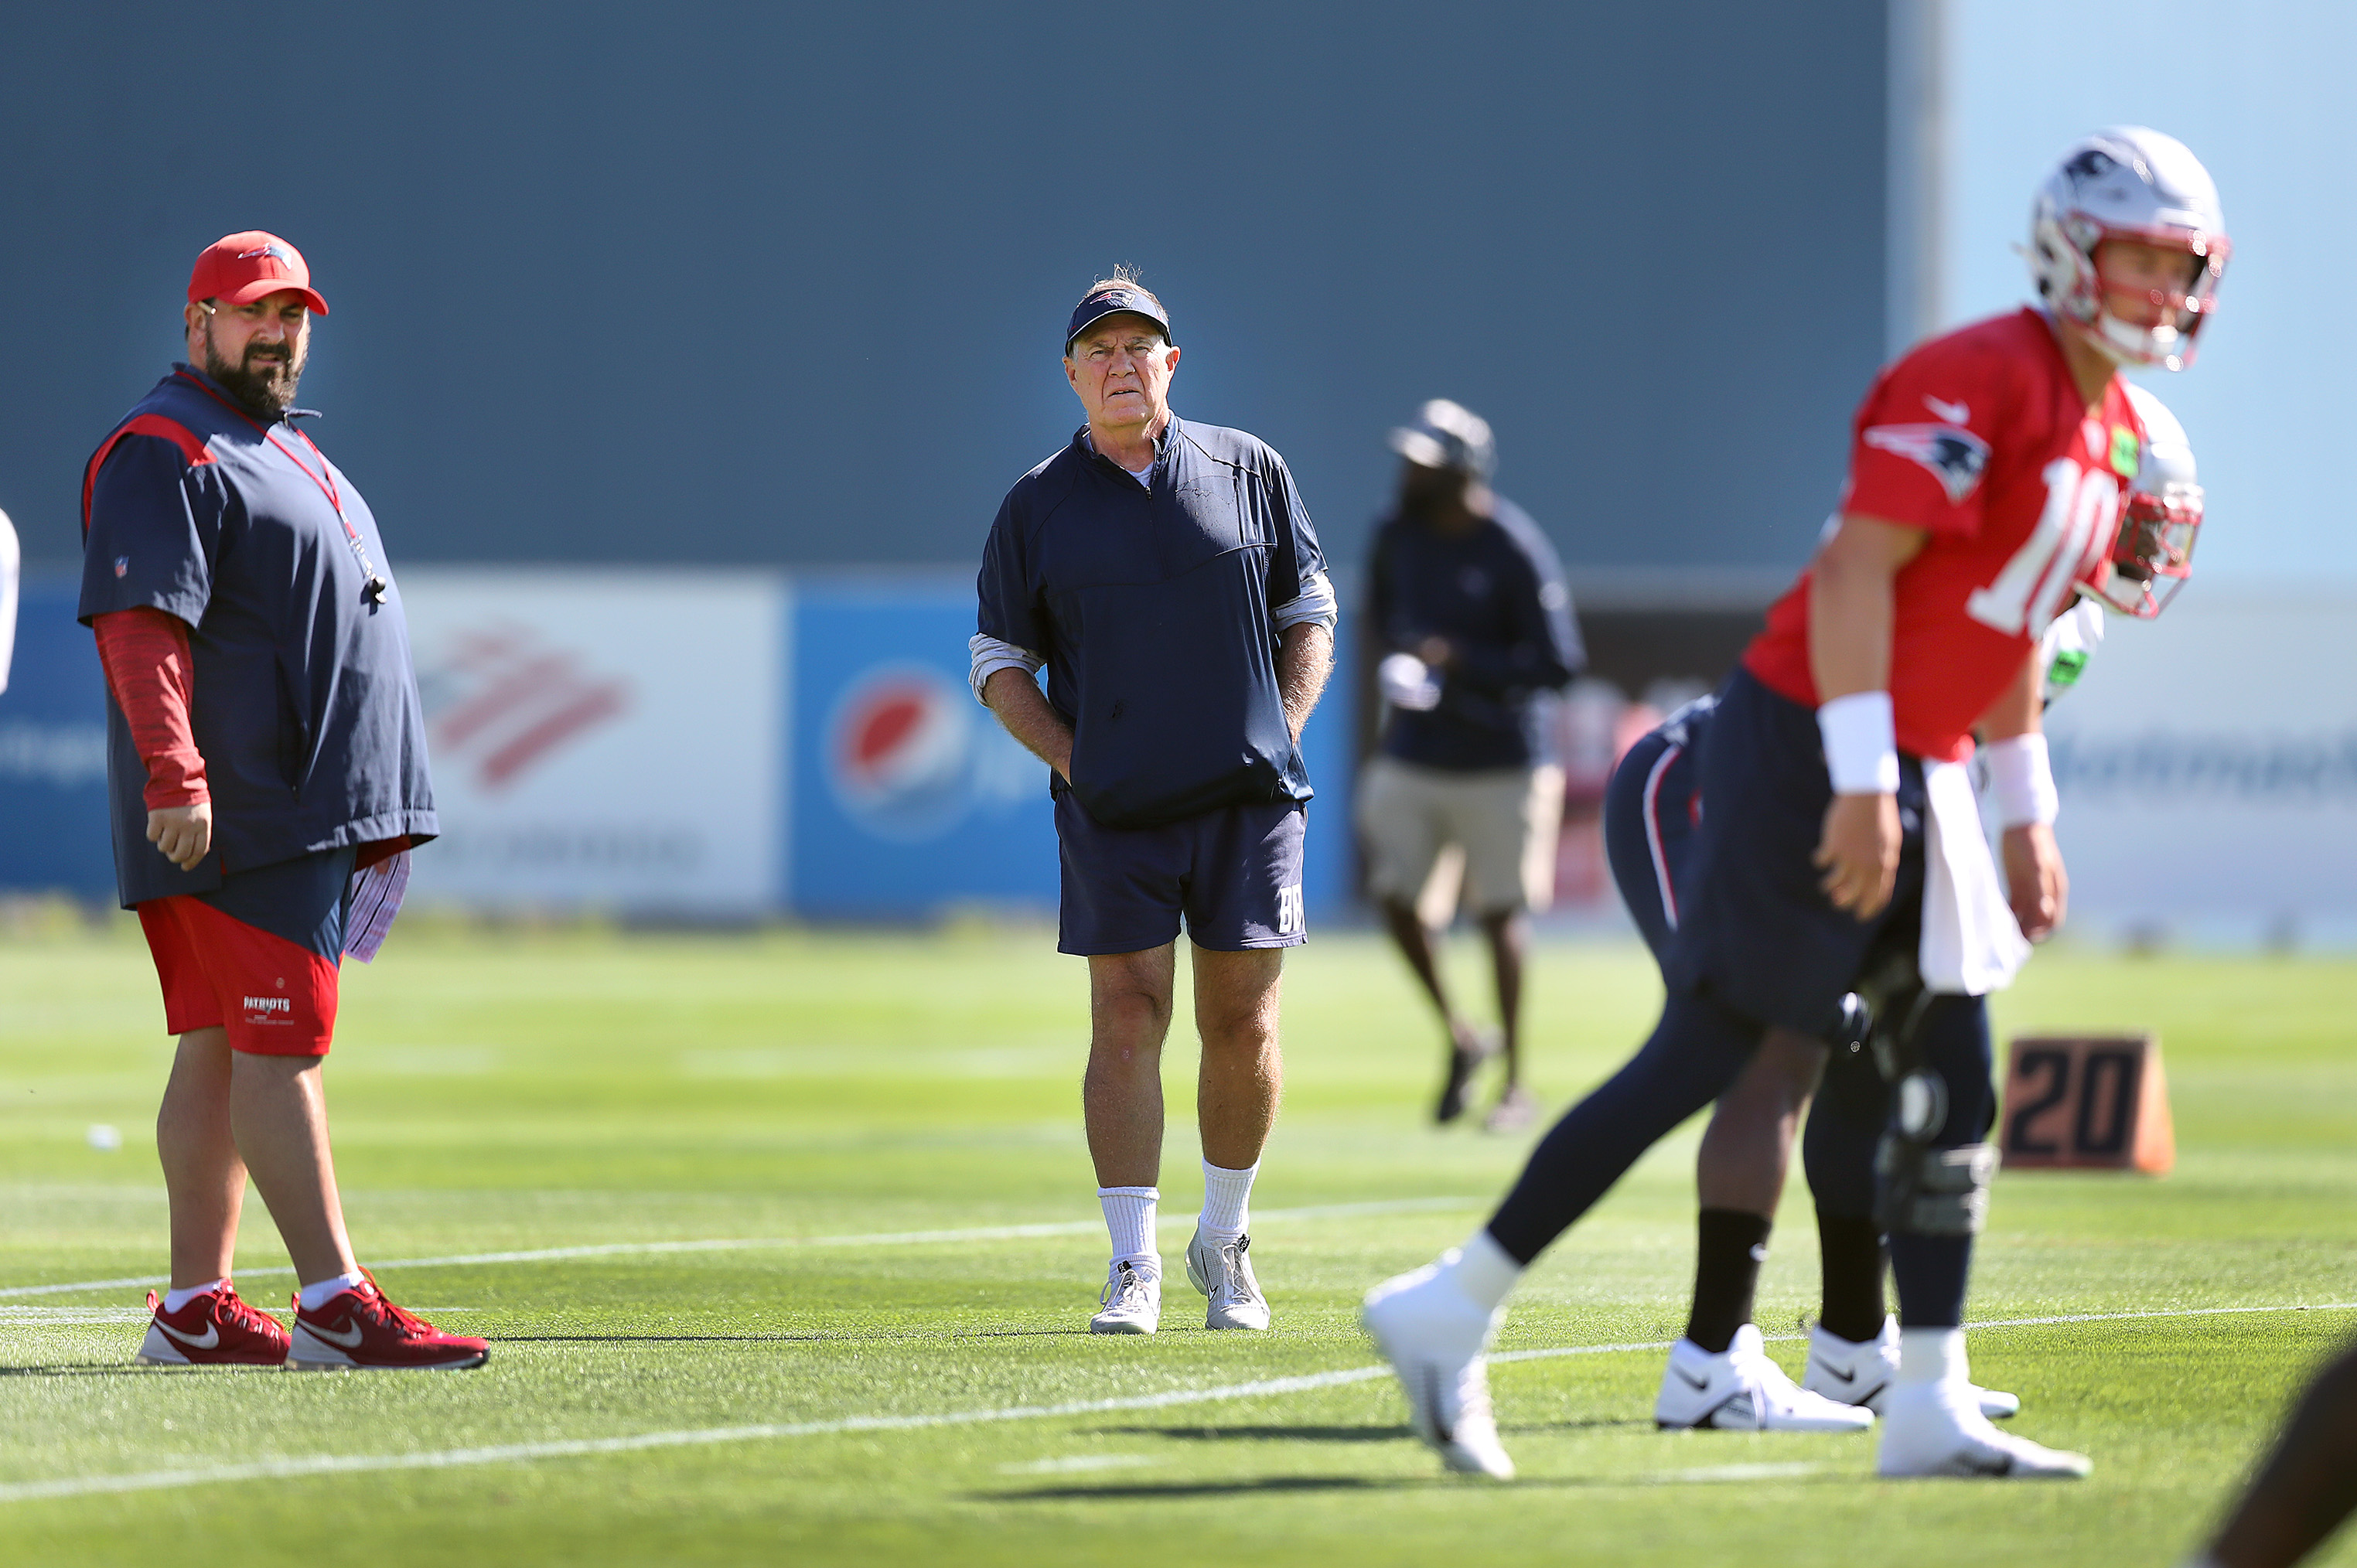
[1497,672,1996,1327]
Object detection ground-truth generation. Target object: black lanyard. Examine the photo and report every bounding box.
[177,372,388,604]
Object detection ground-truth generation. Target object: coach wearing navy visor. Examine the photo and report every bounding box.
[973,271,1337,1336]
[80,230,485,1372]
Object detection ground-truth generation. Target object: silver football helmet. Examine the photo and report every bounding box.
[2028,127,2229,372]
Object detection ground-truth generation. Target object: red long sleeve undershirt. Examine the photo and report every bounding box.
[92,607,208,811]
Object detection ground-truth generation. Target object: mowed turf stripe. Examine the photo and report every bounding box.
[5,1303,2350,1505]
[0,1197,1482,1300]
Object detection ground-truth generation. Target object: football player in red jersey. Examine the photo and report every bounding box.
[1362,126,2226,1481]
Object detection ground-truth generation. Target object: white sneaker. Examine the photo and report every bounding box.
[1654,1324,1875,1432]
[1803,1318,2021,1419]
[1185,1229,1271,1331]
[1361,1259,1515,1479]
[1090,1260,1160,1335]
[1877,1379,2089,1478]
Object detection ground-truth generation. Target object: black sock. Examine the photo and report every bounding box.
[1684,1208,1772,1354]
[1815,1211,1888,1343]
[1888,1232,1973,1328]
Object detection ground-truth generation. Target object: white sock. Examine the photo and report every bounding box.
[1897,1325,1969,1386]
[1098,1188,1160,1277]
[298,1270,367,1312]
[1440,1229,1523,1314]
[1197,1158,1257,1244]
[160,1279,224,1314]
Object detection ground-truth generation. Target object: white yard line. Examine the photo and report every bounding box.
[2,1300,2348,1505]
[0,1198,1482,1300]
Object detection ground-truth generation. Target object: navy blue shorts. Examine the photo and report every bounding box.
[1054,795,1307,956]
[1663,669,1930,1035]
[1603,719,1704,966]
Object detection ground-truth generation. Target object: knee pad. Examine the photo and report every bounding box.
[1875,1140,1998,1236]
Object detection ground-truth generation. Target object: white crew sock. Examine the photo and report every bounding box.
[1896,1325,1969,1386]
[1098,1187,1160,1277]
[160,1278,225,1314]
[1197,1158,1257,1245]
[1440,1228,1523,1314]
[298,1270,367,1312]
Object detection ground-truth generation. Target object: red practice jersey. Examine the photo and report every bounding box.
[1744,307,2145,762]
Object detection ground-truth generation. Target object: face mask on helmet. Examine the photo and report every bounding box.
[2028,128,2230,373]
[2088,481,2202,619]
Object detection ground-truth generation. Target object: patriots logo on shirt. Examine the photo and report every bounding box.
[1861,422,1991,505]
[114,556,129,578]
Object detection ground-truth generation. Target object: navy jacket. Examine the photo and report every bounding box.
[977,414,1325,828]
[79,366,437,907]
[1369,496,1582,770]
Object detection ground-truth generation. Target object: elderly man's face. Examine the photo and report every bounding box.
[1064,313,1179,431]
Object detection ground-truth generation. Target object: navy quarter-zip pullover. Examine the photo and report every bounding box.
[974,414,1332,829]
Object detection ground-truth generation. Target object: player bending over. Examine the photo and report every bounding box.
[1362,126,2226,1480]
[1612,380,2200,1432]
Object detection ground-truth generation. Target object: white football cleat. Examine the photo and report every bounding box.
[1185,1228,1271,1331]
[1361,1259,1515,1479]
[1654,1324,1874,1432]
[1877,1379,2089,1478]
[1803,1318,2021,1419]
[1090,1260,1161,1335]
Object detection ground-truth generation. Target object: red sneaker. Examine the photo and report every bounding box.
[138,1282,291,1366]
[288,1273,489,1370]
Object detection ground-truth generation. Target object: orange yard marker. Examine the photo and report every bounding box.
[2000,1035,2175,1174]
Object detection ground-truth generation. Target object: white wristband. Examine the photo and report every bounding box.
[1816,690,1900,794]
[1984,732,2059,827]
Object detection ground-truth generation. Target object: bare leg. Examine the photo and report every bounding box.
[156,1028,247,1289]
[227,1054,360,1287]
[1191,945,1284,1170]
[2209,1338,2357,1568]
[1478,908,1528,1088]
[1695,1027,1830,1215]
[1379,897,1482,1053]
[1084,946,1177,1188]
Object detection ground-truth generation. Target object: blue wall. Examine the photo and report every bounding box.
[3,1,1887,582]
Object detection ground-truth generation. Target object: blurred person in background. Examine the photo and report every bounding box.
[971,273,1336,1336]
[0,506,17,693]
[1359,400,1580,1132]
[80,231,484,1372]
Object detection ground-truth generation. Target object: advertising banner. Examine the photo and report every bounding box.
[0,578,114,899]
[788,574,1358,922]
[397,568,784,915]
[2045,590,2357,943]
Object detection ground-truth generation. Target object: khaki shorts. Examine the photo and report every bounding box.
[1356,755,1565,920]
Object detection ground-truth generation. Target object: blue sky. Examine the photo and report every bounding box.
[1946,0,2353,582]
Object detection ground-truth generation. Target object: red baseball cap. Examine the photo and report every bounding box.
[186,230,329,315]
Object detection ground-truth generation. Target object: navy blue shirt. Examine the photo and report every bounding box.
[78,366,437,908]
[977,414,1325,829]
[1369,496,1582,770]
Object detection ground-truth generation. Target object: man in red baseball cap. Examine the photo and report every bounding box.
[182,231,329,427]
[80,230,485,1370]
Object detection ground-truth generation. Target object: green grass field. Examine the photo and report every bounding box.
[2,915,2354,1565]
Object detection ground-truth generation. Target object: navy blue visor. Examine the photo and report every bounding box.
[1066,287,1172,351]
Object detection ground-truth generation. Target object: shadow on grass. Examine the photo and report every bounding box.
[1097,1416,1656,1444]
[985,1475,1384,1502]
[487,1328,1091,1344]
[0,1362,278,1378]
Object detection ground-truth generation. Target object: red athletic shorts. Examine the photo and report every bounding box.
[136,896,340,1056]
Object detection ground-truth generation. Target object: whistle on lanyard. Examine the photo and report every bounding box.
[363,573,389,605]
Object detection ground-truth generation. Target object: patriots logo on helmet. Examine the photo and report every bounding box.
[1861,423,1991,504]
[2062,148,2117,186]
